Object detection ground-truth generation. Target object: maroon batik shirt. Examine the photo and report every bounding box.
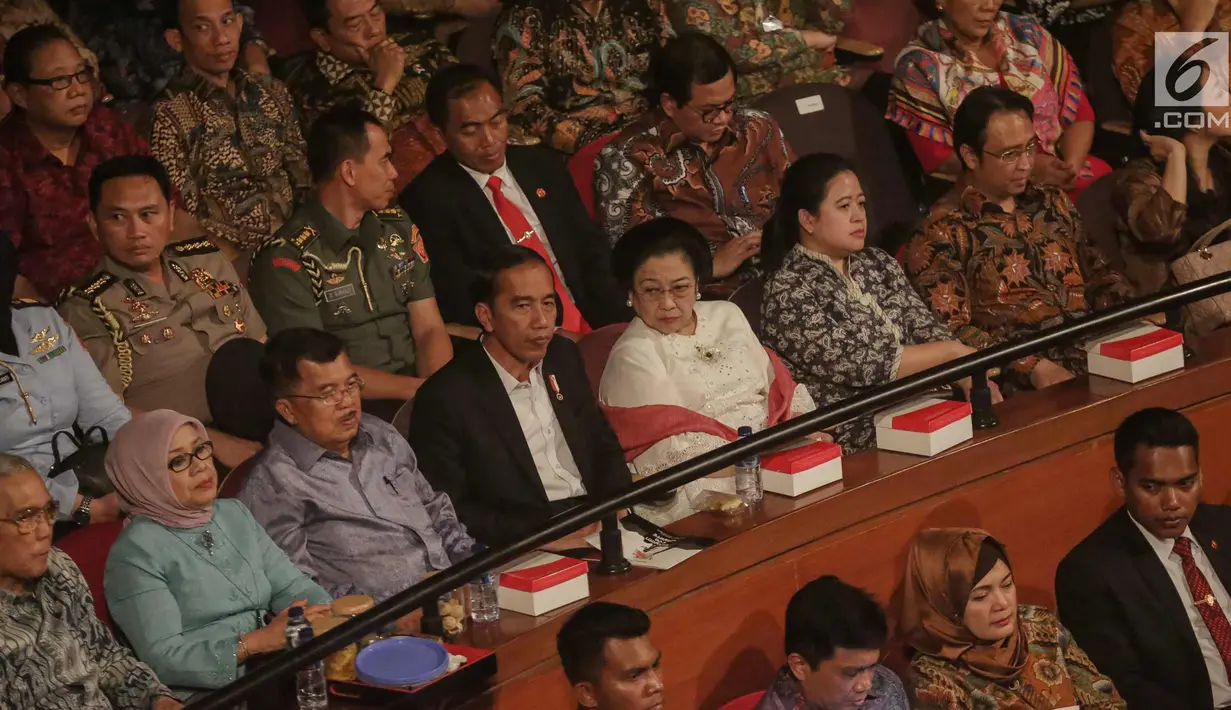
[0,106,151,301]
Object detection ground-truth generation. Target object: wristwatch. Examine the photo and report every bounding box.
[73,495,93,526]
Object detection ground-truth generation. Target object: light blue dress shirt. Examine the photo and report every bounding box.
[0,304,130,518]
[104,499,331,695]
[240,414,475,601]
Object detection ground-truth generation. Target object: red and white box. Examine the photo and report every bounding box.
[874,397,973,457]
[497,553,589,617]
[1084,323,1184,384]
[760,440,843,497]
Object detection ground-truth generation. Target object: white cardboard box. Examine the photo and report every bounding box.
[874,397,973,457]
[1084,323,1184,384]
[497,553,589,617]
[760,440,843,497]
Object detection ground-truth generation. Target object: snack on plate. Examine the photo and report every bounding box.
[312,616,357,681]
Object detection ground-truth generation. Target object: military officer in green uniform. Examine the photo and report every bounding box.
[248,106,453,404]
[57,156,266,468]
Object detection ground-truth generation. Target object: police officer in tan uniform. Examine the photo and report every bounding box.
[248,106,453,408]
[57,155,266,467]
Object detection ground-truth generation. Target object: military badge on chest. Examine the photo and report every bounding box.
[378,233,408,262]
[190,268,239,299]
[29,326,61,356]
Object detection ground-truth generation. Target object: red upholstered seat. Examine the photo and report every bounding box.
[218,455,260,499]
[578,323,629,393]
[56,521,124,629]
[568,133,619,220]
[718,691,766,710]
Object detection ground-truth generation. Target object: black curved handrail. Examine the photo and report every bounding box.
[188,271,1231,709]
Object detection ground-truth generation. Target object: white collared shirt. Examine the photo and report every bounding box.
[483,344,586,502]
[1129,513,1231,706]
[460,160,575,301]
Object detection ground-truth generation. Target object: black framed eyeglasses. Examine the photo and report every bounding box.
[692,97,738,124]
[168,442,214,472]
[24,67,95,91]
[0,501,59,535]
[284,378,366,407]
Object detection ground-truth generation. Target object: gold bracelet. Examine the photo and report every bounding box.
[238,634,250,662]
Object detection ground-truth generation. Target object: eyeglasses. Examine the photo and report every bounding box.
[691,97,737,124]
[169,441,214,472]
[25,67,95,91]
[635,283,696,303]
[984,139,1039,164]
[285,378,366,407]
[0,501,59,535]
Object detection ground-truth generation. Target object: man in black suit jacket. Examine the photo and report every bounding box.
[1056,407,1231,710]
[408,245,632,548]
[400,63,629,330]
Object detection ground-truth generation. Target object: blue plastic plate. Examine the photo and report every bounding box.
[354,637,450,688]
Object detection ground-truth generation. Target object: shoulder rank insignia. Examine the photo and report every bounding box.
[290,225,319,250]
[73,271,119,301]
[375,207,407,221]
[167,238,220,257]
[10,298,44,309]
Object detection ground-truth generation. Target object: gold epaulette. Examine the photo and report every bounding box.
[166,238,220,257]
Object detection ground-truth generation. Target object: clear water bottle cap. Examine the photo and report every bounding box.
[737,426,753,436]
[288,606,305,619]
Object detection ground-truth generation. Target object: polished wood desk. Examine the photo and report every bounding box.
[325,328,1231,710]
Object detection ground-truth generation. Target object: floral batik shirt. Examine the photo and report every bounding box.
[761,245,954,451]
[0,548,171,710]
[493,0,673,154]
[666,0,850,98]
[904,183,1135,387]
[595,106,793,295]
[908,605,1125,710]
[151,67,312,251]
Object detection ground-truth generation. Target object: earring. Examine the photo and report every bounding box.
[696,291,702,299]
[626,298,632,307]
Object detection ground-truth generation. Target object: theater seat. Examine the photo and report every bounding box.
[218,454,261,499]
[578,323,629,393]
[718,691,766,710]
[754,83,921,252]
[568,133,619,220]
[729,278,766,336]
[56,522,124,629]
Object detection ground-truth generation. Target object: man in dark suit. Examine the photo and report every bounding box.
[399,63,629,333]
[1056,407,1231,710]
[408,245,632,548]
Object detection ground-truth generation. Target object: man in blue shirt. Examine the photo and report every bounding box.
[238,326,473,600]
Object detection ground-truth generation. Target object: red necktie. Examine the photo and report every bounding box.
[1173,537,1231,677]
[485,176,590,334]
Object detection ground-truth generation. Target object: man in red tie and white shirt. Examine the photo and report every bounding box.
[1056,407,1231,710]
[400,63,630,334]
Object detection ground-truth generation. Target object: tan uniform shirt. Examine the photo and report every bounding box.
[57,238,267,423]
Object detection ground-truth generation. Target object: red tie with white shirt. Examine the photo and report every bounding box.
[1173,536,1231,678]
[485,175,590,334]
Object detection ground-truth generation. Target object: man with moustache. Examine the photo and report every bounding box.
[238,327,475,600]
[408,245,632,548]
[1057,408,1231,710]
[249,106,452,409]
[150,0,312,257]
[903,86,1134,393]
[0,454,182,710]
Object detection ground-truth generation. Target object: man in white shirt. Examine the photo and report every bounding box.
[399,63,628,332]
[408,245,632,548]
[1056,407,1231,710]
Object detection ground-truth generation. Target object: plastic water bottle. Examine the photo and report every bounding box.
[292,627,329,709]
[468,571,500,623]
[283,606,309,650]
[735,426,763,505]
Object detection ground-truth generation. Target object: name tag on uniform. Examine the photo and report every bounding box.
[0,372,12,386]
[392,257,415,280]
[324,284,357,303]
[37,345,67,364]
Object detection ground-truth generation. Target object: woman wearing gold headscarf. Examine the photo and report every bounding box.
[899,528,1126,709]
